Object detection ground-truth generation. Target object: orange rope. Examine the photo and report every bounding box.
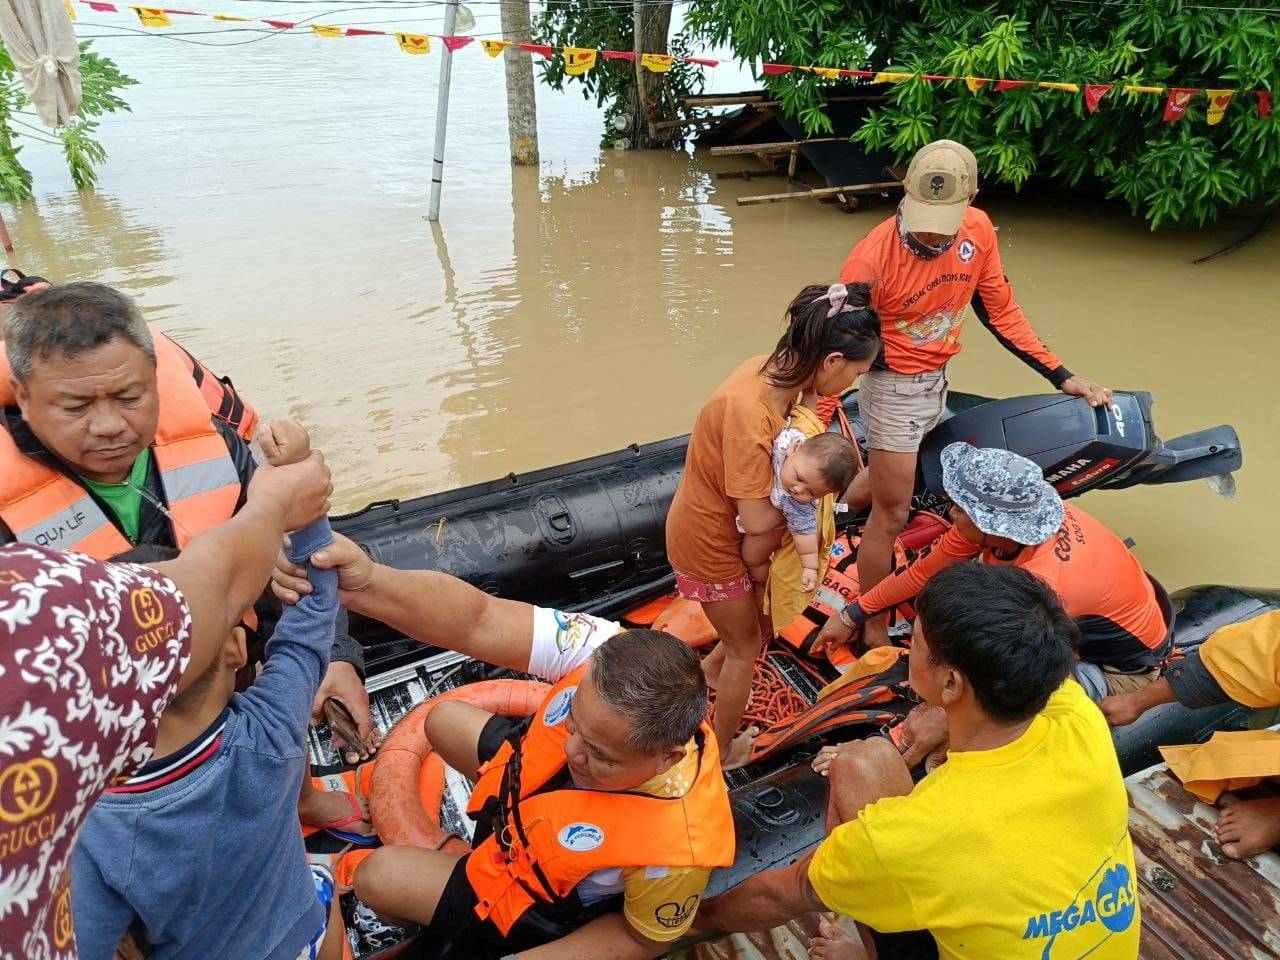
[706,652,816,732]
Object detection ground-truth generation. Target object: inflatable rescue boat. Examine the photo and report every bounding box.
[317,390,1271,959]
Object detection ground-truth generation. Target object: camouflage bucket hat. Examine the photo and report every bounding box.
[940,442,1064,546]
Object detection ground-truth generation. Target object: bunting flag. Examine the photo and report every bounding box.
[132,6,170,26]
[1084,84,1113,114]
[1163,87,1196,122]
[640,53,674,73]
[59,0,1280,131]
[564,47,597,75]
[395,31,430,55]
[1205,89,1233,125]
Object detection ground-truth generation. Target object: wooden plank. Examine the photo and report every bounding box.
[709,137,844,157]
[682,94,767,107]
[737,180,901,206]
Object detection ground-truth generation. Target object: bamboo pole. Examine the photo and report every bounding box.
[737,180,901,206]
[709,137,845,156]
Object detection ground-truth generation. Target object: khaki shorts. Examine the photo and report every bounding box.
[858,369,948,454]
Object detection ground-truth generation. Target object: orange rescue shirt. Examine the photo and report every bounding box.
[840,207,1069,383]
[859,505,1166,670]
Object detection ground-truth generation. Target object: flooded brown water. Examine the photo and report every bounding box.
[7,10,1279,591]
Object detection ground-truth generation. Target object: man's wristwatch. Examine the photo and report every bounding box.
[838,602,867,629]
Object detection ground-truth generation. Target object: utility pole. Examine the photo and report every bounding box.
[500,0,538,165]
[428,0,459,221]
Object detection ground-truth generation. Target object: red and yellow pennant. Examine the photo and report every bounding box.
[640,53,675,73]
[1205,89,1233,125]
[480,39,510,57]
[131,5,170,27]
[564,47,597,75]
[311,24,342,37]
[1163,87,1197,122]
[395,31,430,55]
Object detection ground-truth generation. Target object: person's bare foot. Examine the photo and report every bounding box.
[808,915,868,960]
[1217,797,1280,860]
[722,726,760,771]
[299,783,375,836]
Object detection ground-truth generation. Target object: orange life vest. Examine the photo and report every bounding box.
[464,664,736,935]
[0,332,245,555]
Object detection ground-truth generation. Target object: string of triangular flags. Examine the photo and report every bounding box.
[69,0,1275,124]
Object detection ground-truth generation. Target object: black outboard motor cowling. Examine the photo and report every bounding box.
[919,392,1242,499]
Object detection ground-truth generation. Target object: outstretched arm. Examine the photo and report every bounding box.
[153,421,332,690]
[273,533,536,674]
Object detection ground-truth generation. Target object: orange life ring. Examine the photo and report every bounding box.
[369,679,550,854]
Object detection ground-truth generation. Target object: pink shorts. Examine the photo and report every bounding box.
[673,568,755,604]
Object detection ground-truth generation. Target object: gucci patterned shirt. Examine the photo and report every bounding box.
[0,544,191,960]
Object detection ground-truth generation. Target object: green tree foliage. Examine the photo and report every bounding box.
[532,2,705,147]
[0,40,136,199]
[681,1,1280,227]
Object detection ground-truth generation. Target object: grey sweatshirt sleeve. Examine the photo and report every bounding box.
[234,517,339,755]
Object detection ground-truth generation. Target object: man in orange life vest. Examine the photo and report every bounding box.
[271,535,736,960]
[0,282,377,834]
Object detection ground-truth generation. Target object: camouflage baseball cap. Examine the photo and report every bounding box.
[940,442,1064,546]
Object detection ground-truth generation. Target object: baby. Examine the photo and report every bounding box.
[741,427,860,591]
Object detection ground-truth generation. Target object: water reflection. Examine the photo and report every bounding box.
[1,21,1276,591]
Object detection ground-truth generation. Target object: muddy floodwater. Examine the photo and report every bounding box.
[7,7,1280,592]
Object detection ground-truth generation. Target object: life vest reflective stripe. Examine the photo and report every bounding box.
[0,333,244,554]
[166,335,259,441]
[464,664,735,935]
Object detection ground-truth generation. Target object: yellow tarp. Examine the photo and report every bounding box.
[1161,730,1280,803]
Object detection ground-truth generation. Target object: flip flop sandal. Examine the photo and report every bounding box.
[303,761,380,846]
[314,789,379,847]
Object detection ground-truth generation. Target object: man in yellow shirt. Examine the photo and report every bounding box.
[697,562,1141,960]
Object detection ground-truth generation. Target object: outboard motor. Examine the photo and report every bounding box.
[919,392,1242,499]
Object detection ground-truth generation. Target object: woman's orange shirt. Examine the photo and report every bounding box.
[666,357,786,583]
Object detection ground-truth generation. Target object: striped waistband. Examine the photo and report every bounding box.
[108,708,230,794]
